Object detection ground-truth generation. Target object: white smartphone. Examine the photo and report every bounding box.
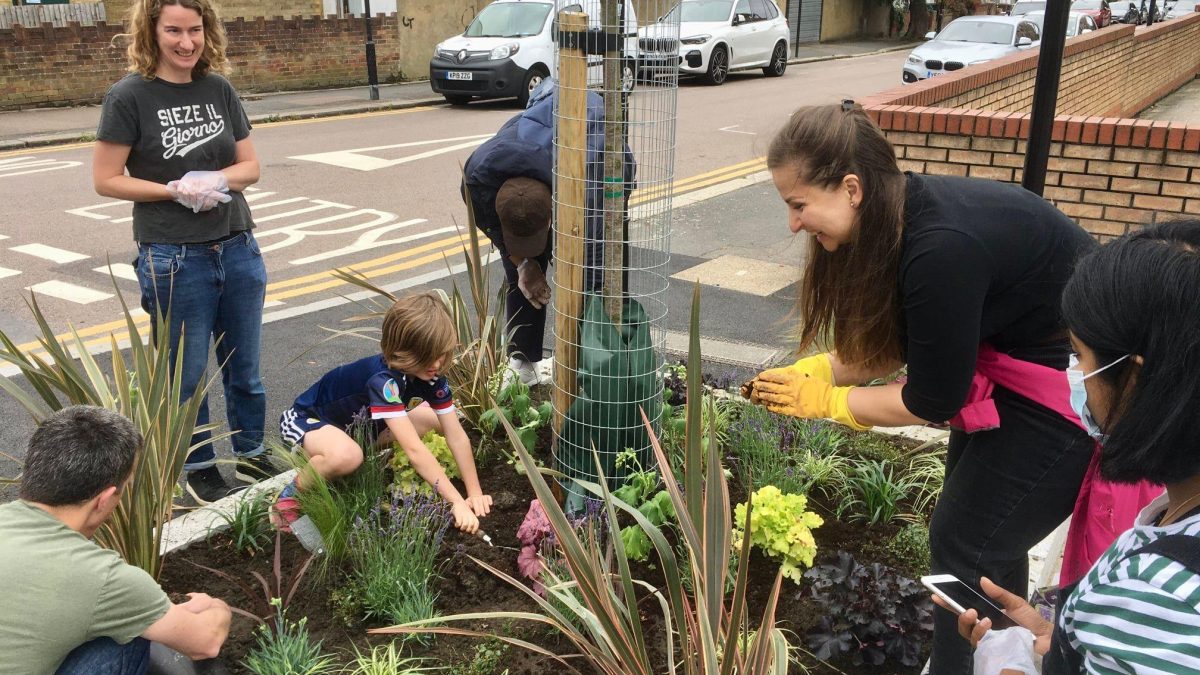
[921,574,1017,629]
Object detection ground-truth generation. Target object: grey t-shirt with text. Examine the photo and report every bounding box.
[97,73,255,244]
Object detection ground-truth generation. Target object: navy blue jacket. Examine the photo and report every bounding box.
[463,80,635,258]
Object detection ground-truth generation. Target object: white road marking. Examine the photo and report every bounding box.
[718,125,756,135]
[290,134,493,172]
[93,263,139,281]
[289,222,449,266]
[0,267,21,280]
[0,156,82,178]
[263,300,286,309]
[11,243,90,264]
[252,200,352,223]
[27,280,114,304]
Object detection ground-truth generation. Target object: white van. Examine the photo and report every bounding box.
[429,0,639,107]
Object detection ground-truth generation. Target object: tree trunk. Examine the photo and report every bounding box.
[906,1,931,38]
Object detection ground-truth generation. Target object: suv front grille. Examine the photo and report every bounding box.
[924,59,944,70]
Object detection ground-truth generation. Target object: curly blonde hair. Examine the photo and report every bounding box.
[121,0,229,80]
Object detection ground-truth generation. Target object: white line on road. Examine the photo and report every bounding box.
[252,200,352,223]
[288,220,442,266]
[27,281,114,305]
[290,134,493,172]
[11,243,90,264]
[0,267,21,280]
[92,263,138,281]
[0,156,82,178]
[718,125,757,135]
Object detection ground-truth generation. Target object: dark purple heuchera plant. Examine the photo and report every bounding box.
[803,550,934,667]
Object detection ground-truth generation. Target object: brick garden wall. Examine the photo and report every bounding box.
[0,14,400,110]
[862,12,1200,241]
[102,0,323,23]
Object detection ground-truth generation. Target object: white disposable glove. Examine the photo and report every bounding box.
[973,626,1039,675]
[516,258,551,309]
[166,170,232,213]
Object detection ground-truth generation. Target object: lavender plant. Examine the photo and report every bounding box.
[345,490,453,630]
[727,403,850,497]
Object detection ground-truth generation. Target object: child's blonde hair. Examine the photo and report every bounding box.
[121,0,230,80]
[380,293,458,374]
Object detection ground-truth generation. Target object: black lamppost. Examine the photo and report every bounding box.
[363,0,380,100]
[1021,0,1071,196]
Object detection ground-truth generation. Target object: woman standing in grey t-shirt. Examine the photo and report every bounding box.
[92,0,272,504]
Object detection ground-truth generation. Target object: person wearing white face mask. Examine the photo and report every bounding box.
[940,219,1200,674]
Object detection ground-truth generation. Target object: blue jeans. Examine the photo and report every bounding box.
[56,637,149,675]
[136,231,268,470]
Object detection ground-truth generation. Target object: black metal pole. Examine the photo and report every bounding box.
[363,0,380,100]
[1021,0,1071,196]
[1147,0,1158,25]
[936,2,945,32]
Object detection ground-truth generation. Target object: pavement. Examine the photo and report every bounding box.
[0,38,917,150]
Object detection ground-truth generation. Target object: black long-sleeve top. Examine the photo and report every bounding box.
[898,173,1098,423]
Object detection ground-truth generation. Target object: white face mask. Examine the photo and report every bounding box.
[1067,352,1131,443]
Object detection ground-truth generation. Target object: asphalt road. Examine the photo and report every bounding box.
[0,50,906,493]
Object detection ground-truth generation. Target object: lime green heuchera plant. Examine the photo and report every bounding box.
[734,486,823,585]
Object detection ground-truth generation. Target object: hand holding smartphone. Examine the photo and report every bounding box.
[921,574,1018,629]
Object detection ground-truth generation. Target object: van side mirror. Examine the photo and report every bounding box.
[732,14,742,25]
[924,30,936,39]
[1017,36,1033,46]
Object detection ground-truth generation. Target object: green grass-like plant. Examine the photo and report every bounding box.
[242,601,338,675]
[372,284,793,674]
[835,458,922,526]
[0,287,222,579]
[218,490,273,556]
[346,642,439,674]
[345,490,451,630]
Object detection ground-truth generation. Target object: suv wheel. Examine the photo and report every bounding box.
[762,42,787,77]
[704,45,728,86]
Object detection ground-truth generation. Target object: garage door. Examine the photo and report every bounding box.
[790,0,822,47]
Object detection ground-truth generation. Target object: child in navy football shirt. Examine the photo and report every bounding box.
[276,293,491,533]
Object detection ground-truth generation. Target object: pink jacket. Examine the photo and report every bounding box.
[948,344,1162,587]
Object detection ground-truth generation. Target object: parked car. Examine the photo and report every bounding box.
[1025,10,1099,37]
[1071,0,1112,27]
[902,16,1041,84]
[429,0,638,107]
[1009,1,1048,15]
[641,0,790,86]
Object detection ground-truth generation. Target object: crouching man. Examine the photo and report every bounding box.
[0,405,231,675]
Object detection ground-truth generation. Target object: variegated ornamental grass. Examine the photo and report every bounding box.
[0,287,221,579]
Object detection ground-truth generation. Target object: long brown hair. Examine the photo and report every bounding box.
[380,293,458,374]
[767,103,907,372]
[121,0,229,80]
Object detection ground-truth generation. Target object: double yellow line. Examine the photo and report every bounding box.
[13,155,767,359]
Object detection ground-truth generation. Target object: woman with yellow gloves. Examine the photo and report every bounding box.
[749,103,1100,674]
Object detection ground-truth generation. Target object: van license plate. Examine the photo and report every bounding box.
[447,71,473,81]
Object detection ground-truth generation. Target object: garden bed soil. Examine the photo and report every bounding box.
[160,428,929,674]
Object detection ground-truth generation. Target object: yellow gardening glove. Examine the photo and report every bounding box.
[752,373,870,431]
[742,353,833,399]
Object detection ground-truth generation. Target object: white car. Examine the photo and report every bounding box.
[430,0,638,107]
[641,0,790,86]
[1024,10,1099,37]
[902,16,1042,84]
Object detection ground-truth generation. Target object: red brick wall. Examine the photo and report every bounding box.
[861,13,1200,241]
[0,14,401,110]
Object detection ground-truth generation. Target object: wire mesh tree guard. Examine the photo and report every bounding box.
[551,0,679,511]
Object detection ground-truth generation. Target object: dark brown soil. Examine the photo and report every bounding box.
[159,426,928,674]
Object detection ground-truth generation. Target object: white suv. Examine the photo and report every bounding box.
[641,0,790,86]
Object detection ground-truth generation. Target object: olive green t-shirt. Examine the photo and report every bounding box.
[0,500,170,675]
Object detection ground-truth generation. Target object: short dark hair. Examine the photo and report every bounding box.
[1061,220,1200,485]
[19,406,143,506]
